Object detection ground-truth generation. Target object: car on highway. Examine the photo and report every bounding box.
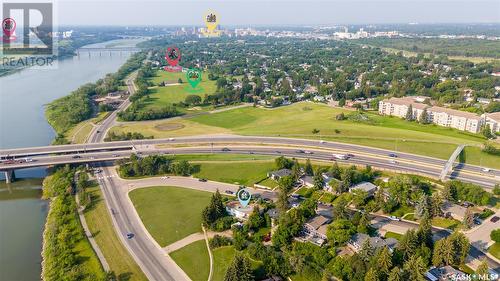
[320,140,325,144]
[389,159,398,164]
[96,130,101,134]
[275,150,281,154]
[2,159,15,164]
[490,216,499,223]
[89,156,95,159]
[225,190,234,195]
[389,216,400,221]
[24,157,34,162]
[346,153,355,158]
[112,154,119,157]
[126,233,135,239]
[249,151,254,154]
[221,148,231,152]
[388,153,398,158]
[482,168,491,173]
[199,178,207,182]
[72,155,81,159]
[168,138,175,141]
[304,150,313,154]
[295,150,305,153]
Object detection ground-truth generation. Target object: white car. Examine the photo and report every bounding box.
[304,151,313,154]
[482,168,490,173]
[168,138,175,141]
[389,216,400,221]
[389,159,398,164]
[320,140,325,144]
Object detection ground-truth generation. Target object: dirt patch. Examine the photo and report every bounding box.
[154,123,185,131]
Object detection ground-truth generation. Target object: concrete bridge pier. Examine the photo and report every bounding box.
[4,169,15,183]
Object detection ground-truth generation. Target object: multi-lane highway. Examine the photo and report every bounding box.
[2,136,499,188]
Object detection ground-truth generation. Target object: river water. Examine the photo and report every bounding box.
[0,38,139,281]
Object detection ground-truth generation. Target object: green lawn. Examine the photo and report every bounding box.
[389,205,415,218]
[384,231,403,240]
[431,217,461,230]
[256,177,278,189]
[170,240,210,281]
[212,246,265,281]
[113,102,500,169]
[84,186,147,281]
[290,267,322,281]
[488,242,500,260]
[173,154,274,162]
[192,161,275,186]
[139,70,218,114]
[129,186,212,246]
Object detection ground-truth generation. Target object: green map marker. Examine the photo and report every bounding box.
[186,68,202,89]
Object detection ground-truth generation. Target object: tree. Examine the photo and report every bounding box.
[357,213,370,234]
[415,194,431,219]
[388,267,403,281]
[476,258,489,276]
[313,171,325,190]
[397,229,417,260]
[247,206,264,230]
[419,108,429,124]
[232,228,247,251]
[462,207,474,229]
[329,162,342,179]
[184,94,201,105]
[224,254,253,281]
[304,159,314,176]
[339,98,346,107]
[359,239,375,262]
[202,190,227,227]
[493,184,500,196]
[430,192,443,217]
[275,156,294,170]
[178,78,183,84]
[403,255,426,281]
[312,128,320,135]
[481,124,494,139]
[377,246,393,275]
[405,104,413,121]
[491,229,500,243]
[364,268,379,281]
[327,219,356,246]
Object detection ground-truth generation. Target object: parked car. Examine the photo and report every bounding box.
[126,233,135,239]
[199,178,207,182]
[389,216,400,221]
[225,190,234,195]
[490,216,499,223]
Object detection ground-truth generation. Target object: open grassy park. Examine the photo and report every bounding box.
[171,243,265,281]
[170,240,210,281]
[129,186,212,246]
[192,160,275,186]
[84,186,147,281]
[111,102,500,169]
[489,243,500,260]
[137,70,219,114]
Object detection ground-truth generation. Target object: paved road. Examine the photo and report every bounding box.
[87,77,189,281]
[2,143,498,188]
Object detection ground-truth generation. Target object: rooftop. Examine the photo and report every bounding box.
[269,169,292,178]
[425,266,466,281]
[349,182,377,193]
[305,215,330,230]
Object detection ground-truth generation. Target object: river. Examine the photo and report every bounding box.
[0,38,140,281]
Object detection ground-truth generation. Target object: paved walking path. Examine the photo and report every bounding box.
[75,192,110,271]
[203,226,214,281]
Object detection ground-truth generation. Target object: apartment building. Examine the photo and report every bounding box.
[483,112,500,134]
[379,97,483,134]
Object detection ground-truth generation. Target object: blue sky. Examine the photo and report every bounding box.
[56,0,500,26]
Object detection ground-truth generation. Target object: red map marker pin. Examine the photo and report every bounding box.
[166,46,181,67]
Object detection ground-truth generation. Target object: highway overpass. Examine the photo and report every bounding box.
[1,136,499,188]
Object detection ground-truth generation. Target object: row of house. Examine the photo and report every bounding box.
[379,96,500,134]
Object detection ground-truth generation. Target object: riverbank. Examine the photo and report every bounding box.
[41,167,105,281]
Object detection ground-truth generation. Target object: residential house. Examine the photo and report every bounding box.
[303,215,331,246]
[226,201,255,220]
[348,233,398,253]
[425,266,467,281]
[349,182,377,197]
[477,98,491,105]
[441,201,467,221]
[299,175,315,188]
[268,169,292,181]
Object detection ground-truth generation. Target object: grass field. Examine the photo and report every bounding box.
[211,246,265,281]
[129,186,212,246]
[380,47,500,63]
[170,240,210,281]
[489,242,500,260]
[138,70,218,114]
[192,161,275,186]
[84,186,147,281]
[431,217,461,230]
[111,102,500,169]
[65,112,109,144]
[384,231,403,240]
[72,237,105,279]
